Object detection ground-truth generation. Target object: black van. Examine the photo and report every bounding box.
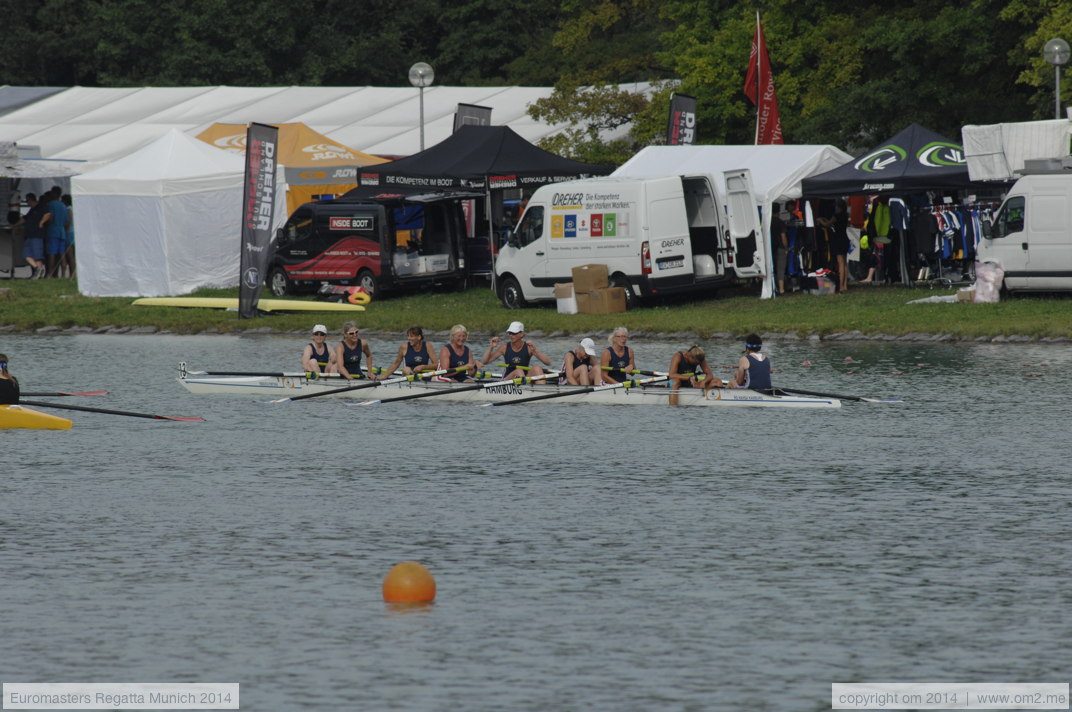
[266,192,476,298]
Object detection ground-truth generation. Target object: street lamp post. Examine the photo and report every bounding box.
[1043,38,1070,120]
[408,62,435,151]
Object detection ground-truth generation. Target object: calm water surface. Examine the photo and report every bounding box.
[2,333,1070,711]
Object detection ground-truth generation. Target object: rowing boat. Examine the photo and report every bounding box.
[0,404,74,430]
[177,372,841,408]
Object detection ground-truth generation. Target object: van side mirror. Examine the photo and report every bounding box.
[506,230,520,248]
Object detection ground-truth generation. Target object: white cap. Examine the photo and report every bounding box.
[580,337,596,356]
[507,321,525,334]
[312,324,328,334]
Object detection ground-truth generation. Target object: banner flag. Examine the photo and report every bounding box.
[666,93,697,145]
[453,103,493,132]
[744,12,784,145]
[239,122,278,319]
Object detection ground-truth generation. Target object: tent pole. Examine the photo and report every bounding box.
[487,181,496,295]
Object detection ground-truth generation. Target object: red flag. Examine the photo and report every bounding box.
[744,12,784,145]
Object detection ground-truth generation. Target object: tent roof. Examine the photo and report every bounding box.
[350,125,611,191]
[801,123,972,196]
[613,144,853,202]
[0,84,653,167]
[196,122,387,167]
[72,128,244,196]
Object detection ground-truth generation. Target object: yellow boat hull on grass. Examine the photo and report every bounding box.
[132,297,365,312]
[0,404,73,430]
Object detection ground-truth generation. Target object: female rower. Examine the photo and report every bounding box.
[562,338,598,385]
[728,333,772,390]
[379,326,438,378]
[438,324,479,382]
[481,321,551,380]
[667,345,721,406]
[0,353,20,404]
[301,324,339,375]
[334,321,374,379]
[599,326,636,385]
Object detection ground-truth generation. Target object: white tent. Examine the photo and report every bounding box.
[72,129,250,297]
[613,145,853,298]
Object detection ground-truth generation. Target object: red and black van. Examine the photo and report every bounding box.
[266,192,476,298]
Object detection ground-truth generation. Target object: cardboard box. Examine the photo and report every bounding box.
[578,286,626,314]
[571,264,609,294]
[957,288,974,303]
[554,282,578,314]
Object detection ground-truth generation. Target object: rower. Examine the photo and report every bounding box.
[301,324,338,375]
[0,353,20,404]
[438,324,479,382]
[728,333,772,390]
[482,321,551,380]
[667,345,721,406]
[379,326,438,379]
[335,321,374,379]
[599,326,636,385]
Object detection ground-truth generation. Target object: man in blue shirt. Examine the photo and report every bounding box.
[39,187,68,278]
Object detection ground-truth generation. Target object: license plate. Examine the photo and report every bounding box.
[657,257,684,270]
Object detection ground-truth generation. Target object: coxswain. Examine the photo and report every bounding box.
[0,353,19,404]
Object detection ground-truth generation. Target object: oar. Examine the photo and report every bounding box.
[186,370,349,378]
[20,390,108,397]
[269,367,461,403]
[601,367,669,377]
[354,371,562,406]
[767,387,902,403]
[20,400,205,422]
[487,375,669,406]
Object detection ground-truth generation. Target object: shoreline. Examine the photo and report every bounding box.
[4,324,1068,344]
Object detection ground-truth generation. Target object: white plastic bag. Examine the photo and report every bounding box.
[973,260,1004,303]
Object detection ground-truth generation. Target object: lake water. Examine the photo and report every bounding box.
[3,333,1070,711]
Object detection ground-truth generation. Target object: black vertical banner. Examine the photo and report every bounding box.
[239,122,278,319]
[666,93,697,145]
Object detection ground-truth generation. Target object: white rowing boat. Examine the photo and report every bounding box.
[177,370,842,408]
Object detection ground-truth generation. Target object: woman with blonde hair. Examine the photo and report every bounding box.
[334,321,374,379]
[438,324,479,382]
[599,326,636,385]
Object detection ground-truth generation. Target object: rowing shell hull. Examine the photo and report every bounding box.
[0,404,73,430]
[178,375,841,408]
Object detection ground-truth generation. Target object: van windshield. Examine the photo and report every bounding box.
[992,196,1025,238]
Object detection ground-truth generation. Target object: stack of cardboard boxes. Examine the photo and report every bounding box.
[554,264,627,314]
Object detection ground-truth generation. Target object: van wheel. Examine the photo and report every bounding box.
[500,277,526,309]
[357,269,378,297]
[267,267,290,297]
[610,274,638,310]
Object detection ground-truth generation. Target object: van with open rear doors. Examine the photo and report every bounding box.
[267,192,474,298]
[493,171,764,309]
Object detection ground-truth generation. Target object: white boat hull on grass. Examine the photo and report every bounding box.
[177,373,841,408]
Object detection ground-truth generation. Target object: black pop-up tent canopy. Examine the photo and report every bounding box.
[349,124,610,192]
[801,123,972,196]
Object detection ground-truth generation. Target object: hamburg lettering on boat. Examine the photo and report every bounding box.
[484,384,524,395]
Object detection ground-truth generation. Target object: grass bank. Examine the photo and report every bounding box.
[1,277,1070,340]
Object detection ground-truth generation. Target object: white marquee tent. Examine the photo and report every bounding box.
[72,129,282,297]
[614,144,854,298]
[0,84,650,168]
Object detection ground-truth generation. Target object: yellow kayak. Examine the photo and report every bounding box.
[0,404,73,430]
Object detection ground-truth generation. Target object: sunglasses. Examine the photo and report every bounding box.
[313,332,326,336]
[346,331,359,336]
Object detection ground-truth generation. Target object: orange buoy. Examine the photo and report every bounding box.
[382,561,436,603]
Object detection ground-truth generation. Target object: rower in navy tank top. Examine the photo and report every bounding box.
[439,324,478,382]
[481,321,551,380]
[301,324,337,374]
[445,344,472,381]
[341,339,365,377]
[730,333,772,390]
[379,326,438,379]
[502,340,532,372]
[600,327,635,384]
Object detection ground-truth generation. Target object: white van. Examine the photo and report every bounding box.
[494,171,763,308]
[978,169,1072,292]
